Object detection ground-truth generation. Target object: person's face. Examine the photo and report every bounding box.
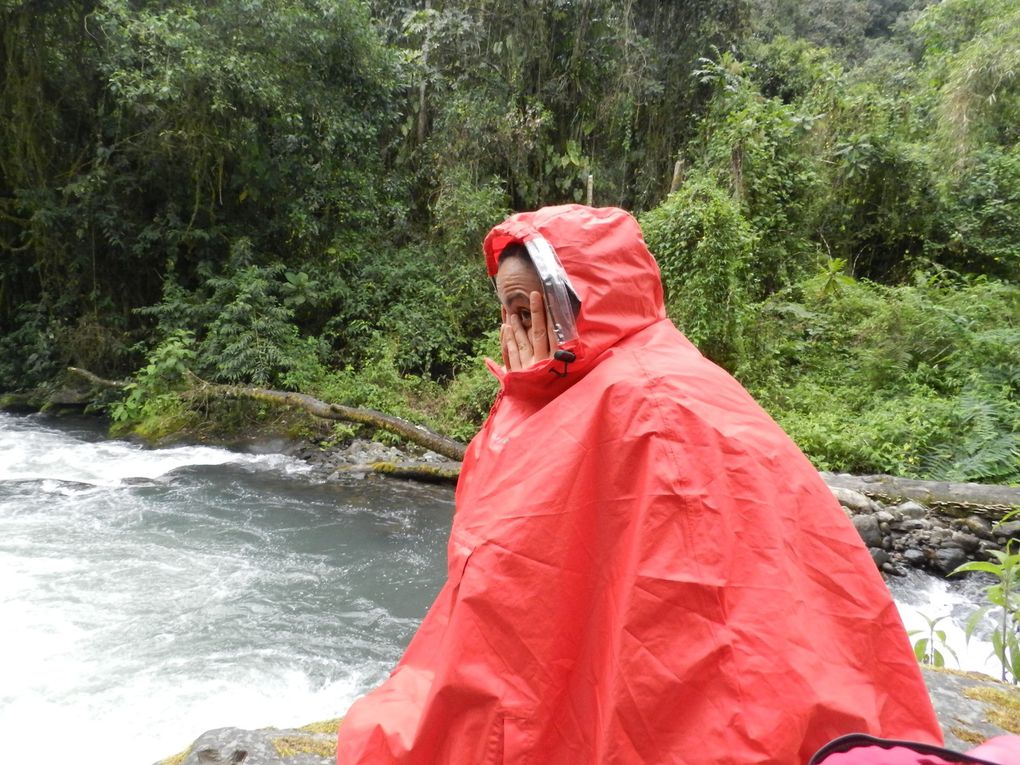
[495,255,544,330]
[495,254,554,371]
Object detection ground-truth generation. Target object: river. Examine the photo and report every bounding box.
[0,412,1001,765]
[0,412,450,764]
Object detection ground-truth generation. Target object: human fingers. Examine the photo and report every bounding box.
[500,323,511,370]
[509,313,533,367]
[503,323,523,371]
[528,290,550,362]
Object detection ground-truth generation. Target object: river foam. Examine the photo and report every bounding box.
[0,413,449,765]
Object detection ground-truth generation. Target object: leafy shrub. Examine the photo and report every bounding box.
[109,329,198,435]
[746,272,1020,483]
[692,49,822,293]
[641,175,756,370]
[436,329,502,441]
[932,146,1020,281]
[199,264,319,388]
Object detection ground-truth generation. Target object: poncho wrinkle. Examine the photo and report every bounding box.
[336,205,942,765]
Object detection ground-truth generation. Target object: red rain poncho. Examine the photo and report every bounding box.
[337,205,942,764]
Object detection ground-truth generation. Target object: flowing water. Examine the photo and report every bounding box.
[0,413,1004,765]
[0,413,450,764]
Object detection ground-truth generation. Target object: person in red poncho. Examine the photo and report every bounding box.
[336,205,943,764]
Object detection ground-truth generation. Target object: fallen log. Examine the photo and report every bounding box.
[67,366,467,462]
[821,472,1020,520]
[333,461,462,484]
[209,384,466,462]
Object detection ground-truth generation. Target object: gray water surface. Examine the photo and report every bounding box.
[0,413,450,765]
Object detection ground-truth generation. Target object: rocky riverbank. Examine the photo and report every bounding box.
[825,476,1020,577]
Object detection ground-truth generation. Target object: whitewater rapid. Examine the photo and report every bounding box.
[0,413,449,765]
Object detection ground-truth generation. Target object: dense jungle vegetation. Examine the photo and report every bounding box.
[1,0,1018,483]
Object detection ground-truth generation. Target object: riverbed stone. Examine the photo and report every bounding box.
[156,671,1020,762]
[162,720,342,765]
[897,518,929,532]
[869,547,890,568]
[951,532,982,553]
[933,546,970,575]
[962,516,994,540]
[922,667,1020,750]
[995,520,1020,539]
[853,515,884,548]
[831,486,878,515]
[903,548,927,566]
[895,501,928,520]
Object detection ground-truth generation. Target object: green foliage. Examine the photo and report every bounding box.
[909,612,959,668]
[140,248,325,389]
[199,264,318,389]
[692,47,823,291]
[0,0,400,386]
[436,330,503,441]
[109,329,197,433]
[954,517,1020,684]
[750,0,915,62]
[0,302,70,390]
[641,175,756,369]
[932,146,1020,280]
[746,273,1020,483]
[1,0,1017,485]
[386,0,748,212]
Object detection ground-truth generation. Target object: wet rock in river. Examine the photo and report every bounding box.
[933,546,969,575]
[903,548,927,567]
[853,515,884,548]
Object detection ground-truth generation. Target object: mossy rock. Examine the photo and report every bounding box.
[155,719,343,765]
[922,665,1020,749]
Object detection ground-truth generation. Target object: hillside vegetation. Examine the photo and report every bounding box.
[1,0,1017,482]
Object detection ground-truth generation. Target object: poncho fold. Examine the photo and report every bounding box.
[337,205,942,764]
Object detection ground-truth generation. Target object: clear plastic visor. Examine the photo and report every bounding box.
[524,237,580,345]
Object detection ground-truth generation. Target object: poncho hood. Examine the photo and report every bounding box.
[482,204,667,394]
[337,206,942,765]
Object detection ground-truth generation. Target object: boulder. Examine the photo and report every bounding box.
[853,515,884,548]
[157,720,342,765]
[922,667,1020,750]
[933,546,970,575]
[831,486,878,515]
